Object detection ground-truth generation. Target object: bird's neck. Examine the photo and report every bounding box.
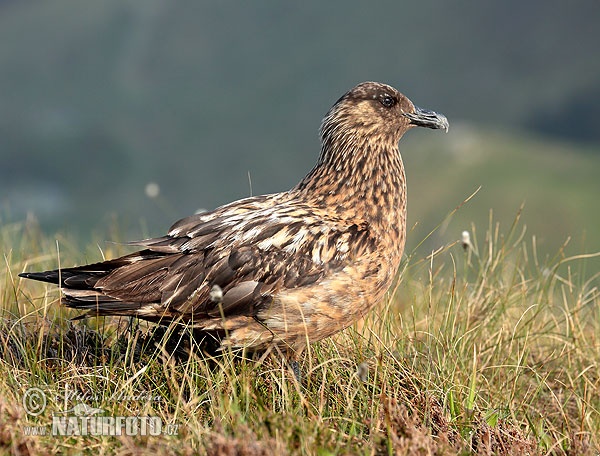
[295,131,407,237]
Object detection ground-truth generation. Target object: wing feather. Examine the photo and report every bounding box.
[29,195,377,324]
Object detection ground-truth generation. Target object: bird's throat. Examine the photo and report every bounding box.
[296,136,407,238]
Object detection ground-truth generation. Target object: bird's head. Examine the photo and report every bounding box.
[320,81,449,148]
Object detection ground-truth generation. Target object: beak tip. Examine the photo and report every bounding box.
[436,114,450,133]
[405,107,449,132]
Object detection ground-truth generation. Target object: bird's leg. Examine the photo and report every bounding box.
[125,316,139,336]
[286,345,305,385]
[289,359,302,384]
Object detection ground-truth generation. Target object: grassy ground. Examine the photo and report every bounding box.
[1,214,599,455]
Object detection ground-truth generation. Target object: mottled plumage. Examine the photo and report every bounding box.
[20,82,448,355]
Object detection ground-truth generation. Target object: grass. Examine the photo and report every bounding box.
[1,212,599,455]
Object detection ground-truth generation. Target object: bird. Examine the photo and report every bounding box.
[20,82,448,359]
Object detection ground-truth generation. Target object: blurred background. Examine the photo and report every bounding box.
[1,0,599,260]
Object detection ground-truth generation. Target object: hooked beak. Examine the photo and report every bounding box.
[404,106,449,132]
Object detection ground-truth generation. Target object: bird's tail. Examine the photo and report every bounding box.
[18,253,158,317]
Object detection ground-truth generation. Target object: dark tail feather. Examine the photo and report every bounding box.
[62,294,144,314]
[18,250,163,289]
[19,267,109,289]
[19,249,173,322]
[19,270,62,285]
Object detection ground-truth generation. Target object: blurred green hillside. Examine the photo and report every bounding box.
[1,1,599,259]
[403,127,600,257]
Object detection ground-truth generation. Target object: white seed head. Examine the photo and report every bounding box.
[461,230,471,250]
[209,284,223,303]
[145,182,160,198]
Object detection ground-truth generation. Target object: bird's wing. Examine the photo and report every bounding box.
[86,195,377,320]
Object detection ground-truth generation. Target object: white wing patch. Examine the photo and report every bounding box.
[257,227,292,250]
[283,227,310,254]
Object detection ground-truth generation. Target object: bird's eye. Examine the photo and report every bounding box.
[380,95,396,108]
